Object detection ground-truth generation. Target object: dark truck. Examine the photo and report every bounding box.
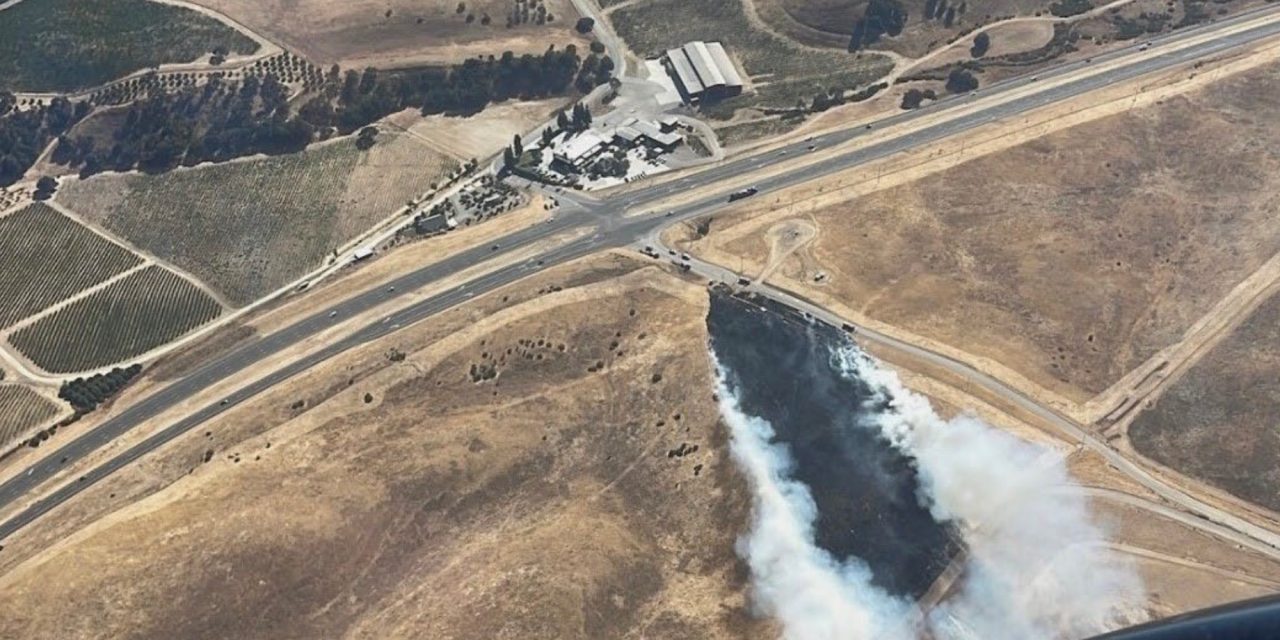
[728,186,759,202]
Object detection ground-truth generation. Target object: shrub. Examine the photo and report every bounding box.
[58,364,143,412]
[970,32,990,57]
[945,68,979,93]
[1049,0,1093,17]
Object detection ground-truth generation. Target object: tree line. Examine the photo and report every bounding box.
[848,0,909,51]
[2,44,610,182]
[0,94,90,186]
[58,364,143,413]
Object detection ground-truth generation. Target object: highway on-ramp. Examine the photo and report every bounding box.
[3,6,1280,546]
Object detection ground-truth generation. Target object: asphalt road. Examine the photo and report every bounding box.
[3,7,1280,545]
[664,242,1280,558]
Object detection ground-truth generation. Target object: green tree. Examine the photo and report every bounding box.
[945,68,979,94]
[970,32,990,57]
[34,175,57,200]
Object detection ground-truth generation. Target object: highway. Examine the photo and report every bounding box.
[3,5,1280,545]
[662,243,1280,558]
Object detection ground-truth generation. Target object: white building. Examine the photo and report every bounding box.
[610,118,683,151]
[662,41,744,104]
[552,131,608,170]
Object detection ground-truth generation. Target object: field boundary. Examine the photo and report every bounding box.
[44,200,233,309]
[0,132,482,384]
[0,383,71,456]
[6,266,225,375]
[666,33,1280,424]
[0,263,155,339]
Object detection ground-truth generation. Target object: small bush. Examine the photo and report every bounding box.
[945,68,979,94]
[970,32,990,57]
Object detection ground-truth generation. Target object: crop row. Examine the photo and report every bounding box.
[0,385,59,451]
[0,203,143,328]
[9,266,223,374]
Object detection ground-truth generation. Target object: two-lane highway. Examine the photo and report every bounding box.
[3,5,1280,545]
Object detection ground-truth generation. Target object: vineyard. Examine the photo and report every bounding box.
[0,385,61,451]
[0,204,143,328]
[9,266,223,374]
[60,134,458,306]
[0,0,260,92]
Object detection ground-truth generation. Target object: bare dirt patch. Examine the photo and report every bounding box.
[1092,497,1280,586]
[186,0,591,67]
[382,98,566,161]
[0,255,773,640]
[696,61,1280,403]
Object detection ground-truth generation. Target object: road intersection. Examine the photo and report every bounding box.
[4,6,1280,548]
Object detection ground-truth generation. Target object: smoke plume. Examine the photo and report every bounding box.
[712,346,1146,640]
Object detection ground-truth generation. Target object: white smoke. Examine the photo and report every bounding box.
[712,346,1146,640]
[713,365,918,640]
[840,347,1147,639]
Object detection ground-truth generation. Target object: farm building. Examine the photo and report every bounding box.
[553,131,609,171]
[610,118,682,151]
[662,41,744,104]
[414,213,452,236]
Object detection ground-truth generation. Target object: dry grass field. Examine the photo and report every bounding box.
[8,266,223,374]
[0,251,1272,636]
[1129,287,1280,514]
[691,61,1280,403]
[185,0,591,68]
[383,98,566,160]
[0,254,773,640]
[0,385,61,452]
[756,0,1059,57]
[59,134,458,306]
[610,0,893,113]
[0,204,142,329]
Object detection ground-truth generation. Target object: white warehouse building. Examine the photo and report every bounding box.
[662,41,744,104]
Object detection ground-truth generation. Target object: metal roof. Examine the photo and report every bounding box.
[613,126,644,143]
[705,42,744,87]
[684,41,726,89]
[665,47,704,96]
[556,131,607,162]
